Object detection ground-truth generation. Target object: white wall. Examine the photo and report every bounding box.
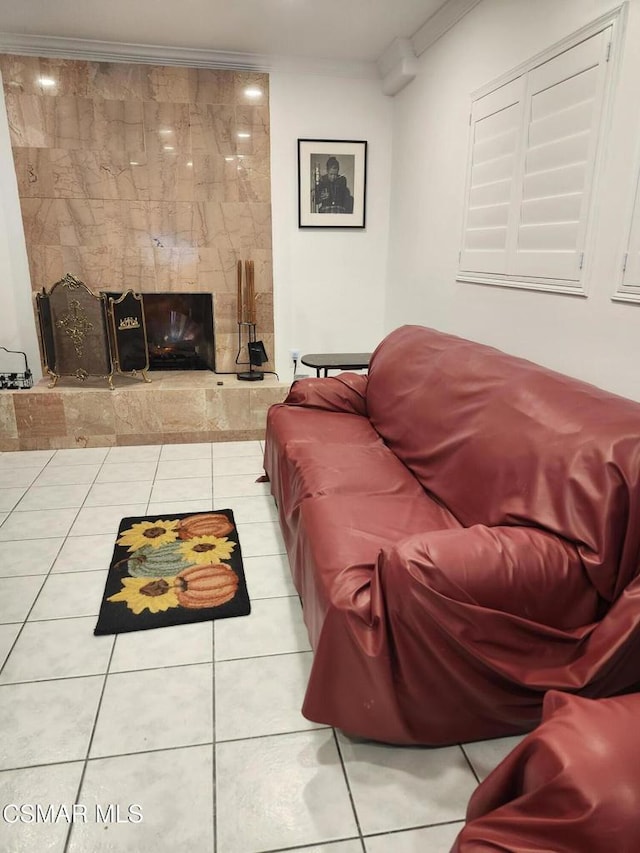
[269,70,393,379]
[385,0,640,401]
[0,79,42,381]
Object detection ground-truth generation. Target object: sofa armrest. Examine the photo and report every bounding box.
[382,524,600,630]
[285,373,368,417]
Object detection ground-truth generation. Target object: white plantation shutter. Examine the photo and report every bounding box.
[459,20,616,292]
[460,77,525,275]
[512,30,610,281]
[617,176,640,297]
[622,199,640,289]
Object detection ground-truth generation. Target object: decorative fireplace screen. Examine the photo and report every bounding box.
[36,274,115,388]
[36,274,150,389]
[36,277,217,388]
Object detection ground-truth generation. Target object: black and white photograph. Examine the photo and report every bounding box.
[298,139,367,228]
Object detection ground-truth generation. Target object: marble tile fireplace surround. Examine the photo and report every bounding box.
[0,56,283,450]
[1,56,275,376]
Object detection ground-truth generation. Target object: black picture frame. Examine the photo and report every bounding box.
[298,139,367,228]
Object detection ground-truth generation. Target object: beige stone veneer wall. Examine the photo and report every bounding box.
[0,55,274,374]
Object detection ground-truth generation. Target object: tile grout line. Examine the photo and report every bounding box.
[55,449,127,811]
[0,453,81,676]
[258,838,363,853]
[4,449,117,645]
[143,445,165,514]
[212,595,218,853]
[0,448,91,677]
[0,573,64,679]
[332,729,367,851]
[66,438,192,853]
[0,657,215,688]
[363,818,468,838]
[0,457,53,515]
[64,442,212,850]
[1,444,141,833]
[63,631,117,853]
[212,445,216,510]
[62,437,164,843]
[212,450,218,851]
[459,743,481,785]
[4,740,217,776]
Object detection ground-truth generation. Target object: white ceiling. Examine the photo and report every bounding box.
[0,0,452,64]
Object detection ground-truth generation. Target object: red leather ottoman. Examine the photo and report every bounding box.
[453,690,640,852]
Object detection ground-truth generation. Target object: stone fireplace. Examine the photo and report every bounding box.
[0,55,275,377]
[0,57,285,450]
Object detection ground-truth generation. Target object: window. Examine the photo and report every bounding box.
[614,170,640,302]
[458,10,622,294]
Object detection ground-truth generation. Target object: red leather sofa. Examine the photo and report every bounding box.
[263,325,640,745]
[452,691,640,852]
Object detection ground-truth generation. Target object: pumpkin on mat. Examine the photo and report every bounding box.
[176,512,234,539]
[175,563,239,609]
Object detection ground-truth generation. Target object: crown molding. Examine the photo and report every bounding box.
[0,0,483,87]
[0,31,377,78]
[412,0,483,57]
[0,32,269,69]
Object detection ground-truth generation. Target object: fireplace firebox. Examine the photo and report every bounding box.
[106,292,215,371]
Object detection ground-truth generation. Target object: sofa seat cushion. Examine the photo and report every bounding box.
[275,441,427,520]
[267,403,378,449]
[264,404,440,544]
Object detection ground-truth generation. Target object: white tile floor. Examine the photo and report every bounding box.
[0,440,523,853]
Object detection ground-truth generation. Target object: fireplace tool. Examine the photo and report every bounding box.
[236,259,266,381]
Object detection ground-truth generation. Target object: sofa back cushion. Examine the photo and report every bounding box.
[366,325,640,603]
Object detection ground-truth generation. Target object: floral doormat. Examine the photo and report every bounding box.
[94,510,250,635]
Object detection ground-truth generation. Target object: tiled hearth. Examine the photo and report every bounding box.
[0,373,288,451]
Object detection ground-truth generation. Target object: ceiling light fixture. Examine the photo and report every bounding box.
[244,87,262,99]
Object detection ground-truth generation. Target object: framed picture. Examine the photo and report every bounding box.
[298,139,367,228]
